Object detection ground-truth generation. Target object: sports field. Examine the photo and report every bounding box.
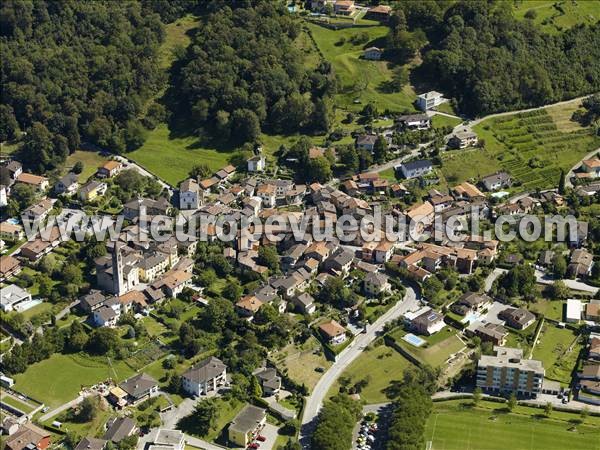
[425,400,600,450]
[13,353,134,408]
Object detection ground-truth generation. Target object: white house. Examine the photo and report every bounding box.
[363,47,383,60]
[416,91,444,111]
[92,305,119,327]
[319,320,347,345]
[0,284,32,312]
[181,356,227,397]
[247,155,266,172]
[566,299,582,323]
[179,178,201,210]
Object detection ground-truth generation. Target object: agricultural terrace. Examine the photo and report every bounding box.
[305,22,418,112]
[13,353,134,408]
[328,342,414,404]
[425,399,600,450]
[442,108,600,190]
[531,323,582,385]
[513,1,600,35]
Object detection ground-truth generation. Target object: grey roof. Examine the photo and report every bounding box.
[294,292,315,307]
[139,253,168,270]
[153,429,184,447]
[397,114,429,122]
[402,159,432,172]
[103,417,136,443]
[80,180,104,195]
[183,356,226,384]
[80,290,107,309]
[94,305,117,322]
[482,172,510,185]
[119,372,158,399]
[364,272,389,287]
[229,404,266,434]
[74,437,107,450]
[479,346,543,373]
[356,134,378,146]
[58,172,79,187]
[457,292,491,307]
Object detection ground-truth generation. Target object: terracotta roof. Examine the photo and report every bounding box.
[16,172,47,186]
[454,182,485,199]
[319,319,346,338]
[236,295,263,313]
[100,160,122,171]
[583,158,600,168]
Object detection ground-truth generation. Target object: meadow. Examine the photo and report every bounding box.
[531,323,582,384]
[305,22,418,112]
[13,353,134,407]
[328,342,414,404]
[513,0,600,35]
[425,399,600,450]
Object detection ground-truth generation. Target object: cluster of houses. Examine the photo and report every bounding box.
[578,331,600,405]
[310,1,393,21]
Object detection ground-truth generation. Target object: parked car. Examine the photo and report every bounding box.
[257,436,266,442]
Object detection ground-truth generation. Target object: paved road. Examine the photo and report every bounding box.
[299,285,421,447]
[565,147,600,188]
[534,269,599,294]
[38,394,86,422]
[484,268,507,293]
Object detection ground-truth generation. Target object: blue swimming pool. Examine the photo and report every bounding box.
[403,333,426,347]
[6,218,19,225]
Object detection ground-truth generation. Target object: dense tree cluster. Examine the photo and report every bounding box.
[395,1,600,115]
[0,0,165,171]
[387,368,435,450]
[312,394,362,450]
[175,1,335,144]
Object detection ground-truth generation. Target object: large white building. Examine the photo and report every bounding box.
[416,91,444,111]
[181,356,227,397]
[476,346,544,398]
[0,284,32,312]
[566,299,582,323]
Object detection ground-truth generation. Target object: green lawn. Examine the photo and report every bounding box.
[13,353,134,408]
[432,114,462,130]
[65,150,109,182]
[0,392,36,413]
[389,327,465,368]
[532,324,581,384]
[425,399,600,450]
[442,108,600,189]
[530,299,564,321]
[47,402,112,438]
[159,15,199,69]
[329,343,414,404]
[179,397,244,442]
[513,0,600,35]
[271,336,331,391]
[306,22,418,112]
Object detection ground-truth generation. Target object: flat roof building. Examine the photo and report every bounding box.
[477,346,544,398]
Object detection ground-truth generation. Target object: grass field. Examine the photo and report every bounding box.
[513,0,600,34]
[442,108,600,189]
[0,392,36,413]
[13,353,134,407]
[159,15,199,69]
[329,343,414,404]
[271,336,331,391]
[425,399,600,450]
[390,327,466,368]
[432,114,462,130]
[530,299,564,322]
[306,22,418,112]
[532,323,581,384]
[65,150,109,182]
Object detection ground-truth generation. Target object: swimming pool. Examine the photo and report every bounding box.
[403,333,426,347]
[6,218,20,225]
[462,312,480,324]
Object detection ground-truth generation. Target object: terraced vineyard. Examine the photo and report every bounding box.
[443,108,600,190]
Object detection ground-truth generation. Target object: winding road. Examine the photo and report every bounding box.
[299,284,421,448]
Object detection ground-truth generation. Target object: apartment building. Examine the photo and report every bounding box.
[476,346,544,398]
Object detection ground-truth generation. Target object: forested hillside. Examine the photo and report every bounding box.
[393,1,600,115]
[0,0,165,171]
[173,1,336,144]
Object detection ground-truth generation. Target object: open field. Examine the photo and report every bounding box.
[306,22,417,112]
[530,299,564,322]
[389,327,465,368]
[65,150,109,182]
[532,323,581,384]
[513,0,600,35]
[328,343,414,404]
[46,400,112,438]
[442,109,600,190]
[425,399,600,450]
[13,353,134,408]
[271,336,331,391]
[159,15,199,69]
[432,114,462,130]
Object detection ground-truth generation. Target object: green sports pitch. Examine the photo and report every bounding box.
[424,401,600,450]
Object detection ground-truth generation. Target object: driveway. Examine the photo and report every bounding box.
[160,397,195,429]
[299,284,421,448]
[534,269,599,294]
